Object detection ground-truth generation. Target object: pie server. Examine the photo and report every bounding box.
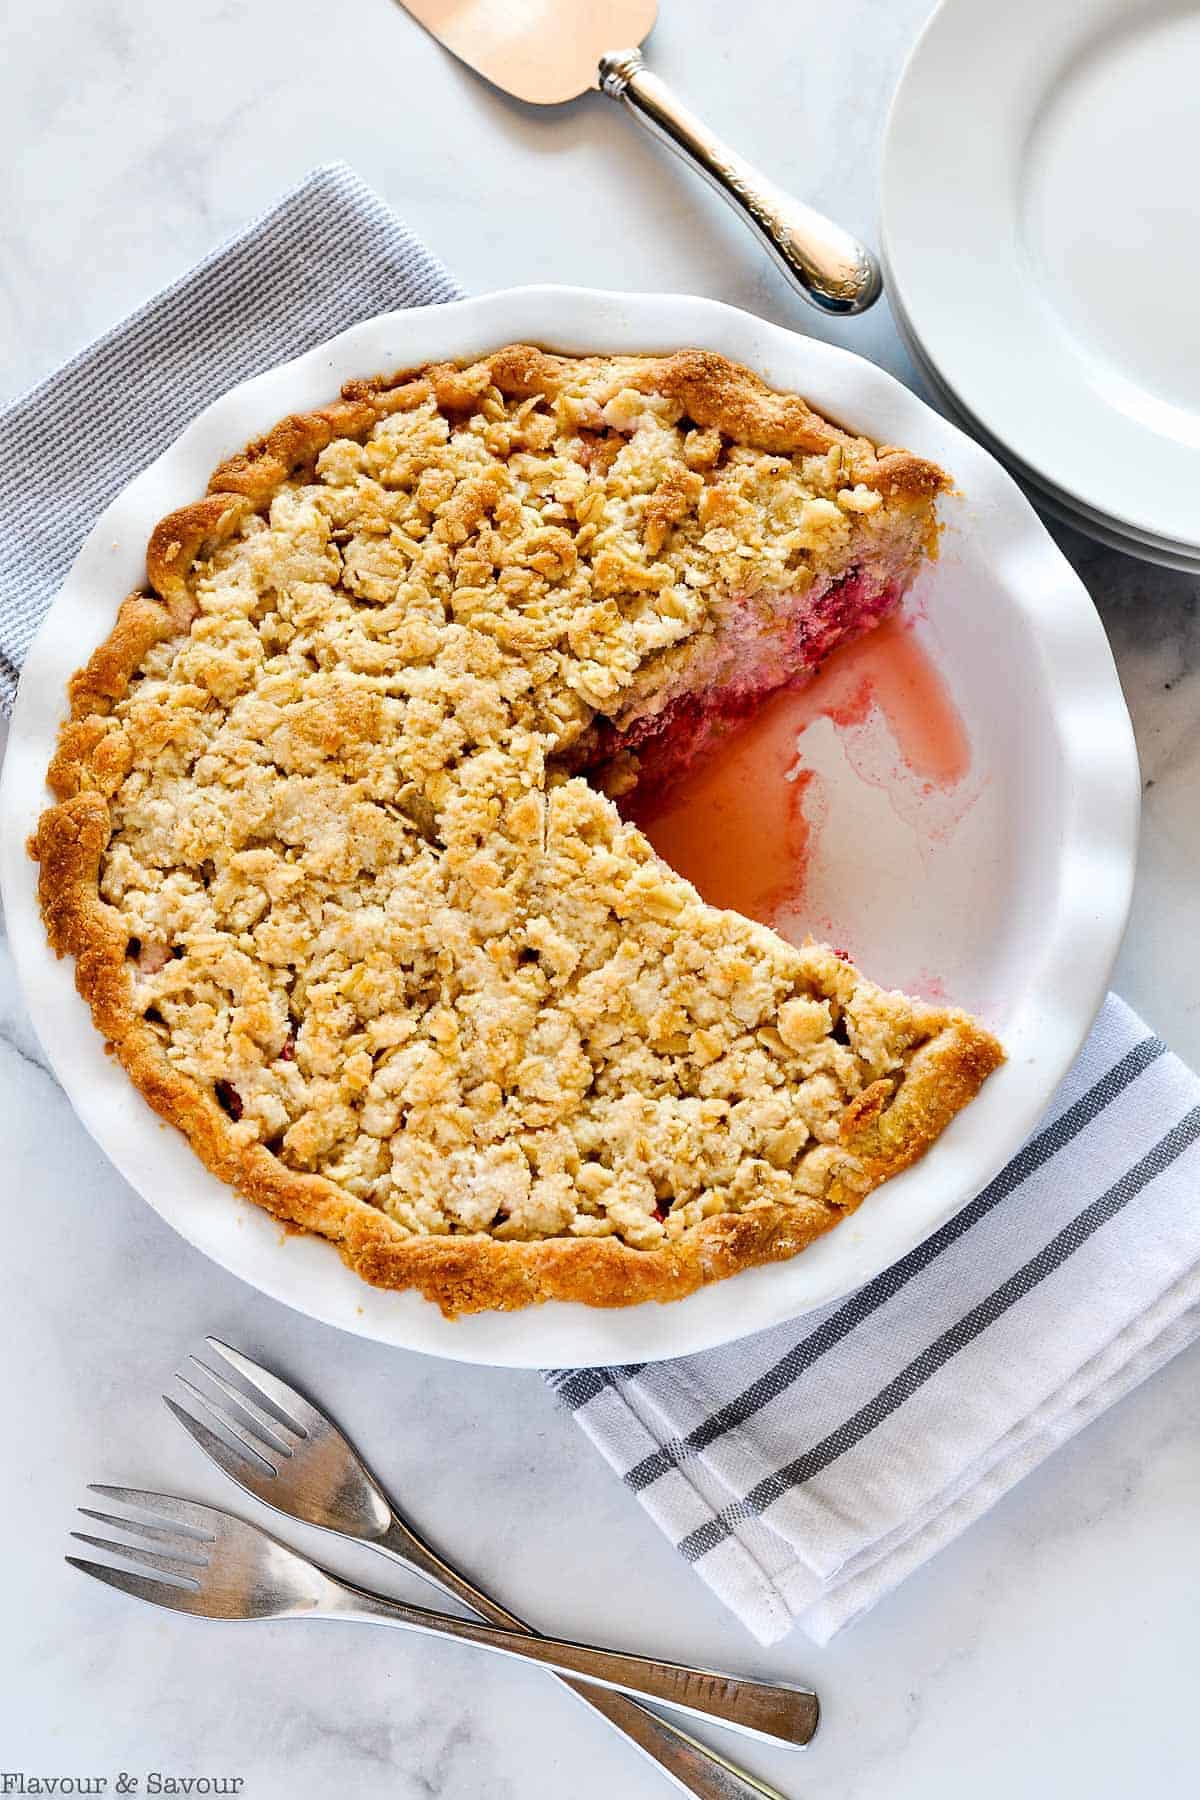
[397,0,881,315]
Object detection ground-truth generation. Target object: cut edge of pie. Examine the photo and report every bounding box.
[32,343,1003,1317]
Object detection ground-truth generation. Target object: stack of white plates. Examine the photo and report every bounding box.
[881,0,1200,572]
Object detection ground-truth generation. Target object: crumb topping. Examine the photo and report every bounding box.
[39,348,987,1269]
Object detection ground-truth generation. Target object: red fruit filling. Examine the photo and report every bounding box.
[589,564,906,802]
[214,1080,243,1121]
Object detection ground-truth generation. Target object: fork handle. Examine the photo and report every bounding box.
[322,1579,816,1749]
[373,1525,796,1800]
[598,48,880,316]
[546,1685,796,1800]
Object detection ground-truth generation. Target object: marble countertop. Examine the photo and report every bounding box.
[2,0,1197,1794]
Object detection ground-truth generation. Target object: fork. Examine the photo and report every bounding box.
[69,1486,813,1751]
[162,1339,816,1798]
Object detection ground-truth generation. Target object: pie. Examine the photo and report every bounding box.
[33,345,1002,1316]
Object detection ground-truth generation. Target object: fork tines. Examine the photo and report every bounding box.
[165,1339,320,1493]
[68,1488,216,1606]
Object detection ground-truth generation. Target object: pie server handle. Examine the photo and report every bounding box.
[599,48,881,316]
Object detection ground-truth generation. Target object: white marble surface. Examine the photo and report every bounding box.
[1,0,1198,1794]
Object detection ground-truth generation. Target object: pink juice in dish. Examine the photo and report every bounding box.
[624,612,970,928]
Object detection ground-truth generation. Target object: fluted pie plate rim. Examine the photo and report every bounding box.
[0,287,1138,1366]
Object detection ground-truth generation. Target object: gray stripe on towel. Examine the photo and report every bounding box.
[676,1103,1200,1563]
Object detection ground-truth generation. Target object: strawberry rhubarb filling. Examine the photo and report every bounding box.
[582,563,908,798]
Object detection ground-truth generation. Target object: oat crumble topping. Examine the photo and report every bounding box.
[35,347,1001,1307]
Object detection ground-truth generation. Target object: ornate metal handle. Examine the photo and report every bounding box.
[599,48,881,315]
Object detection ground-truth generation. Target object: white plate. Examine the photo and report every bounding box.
[0,287,1139,1368]
[888,280,1200,574]
[888,278,1200,568]
[883,0,1200,551]
[1021,486,1200,573]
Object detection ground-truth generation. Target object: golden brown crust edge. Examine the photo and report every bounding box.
[29,794,1006,1317]
[144,345,947,615]
[32,343,989,1319]
[32,788,1002,1318]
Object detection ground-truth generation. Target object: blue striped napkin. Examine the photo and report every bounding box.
[4,165,1195,1649]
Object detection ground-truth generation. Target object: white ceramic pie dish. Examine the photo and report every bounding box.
[0,287,1139,1368]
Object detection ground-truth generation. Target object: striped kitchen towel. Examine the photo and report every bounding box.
[548,994,1200,1643]
[0,162,458,711]
[6,167,1195,1652]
